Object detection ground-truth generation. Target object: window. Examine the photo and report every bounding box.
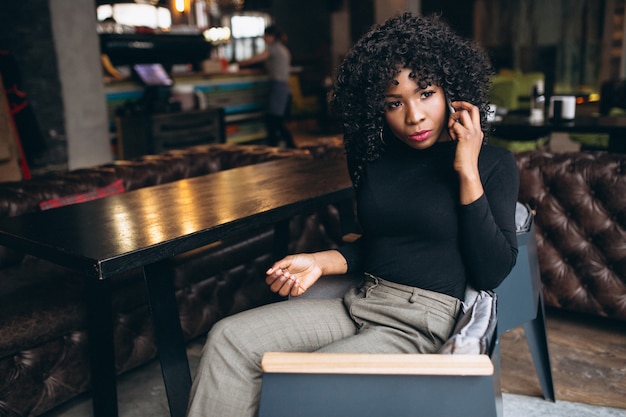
[231,15,266,38]
[97,3,172,29]
[215,13,270,62]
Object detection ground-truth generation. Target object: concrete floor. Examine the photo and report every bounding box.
[43,336,626,417]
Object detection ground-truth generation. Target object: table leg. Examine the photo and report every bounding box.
[84,276,119,417]
[609,132,626,153]
[273,220,290,260]
[143,262,192,417]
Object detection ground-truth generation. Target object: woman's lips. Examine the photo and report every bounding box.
[409,130,431,142]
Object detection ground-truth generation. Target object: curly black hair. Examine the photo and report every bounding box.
[330,12,494,187]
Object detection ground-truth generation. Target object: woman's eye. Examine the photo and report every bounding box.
[385,101,401,110]
[421,90,435,99]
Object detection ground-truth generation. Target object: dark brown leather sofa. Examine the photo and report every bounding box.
[0,142,349,417]
[515,150,626,321]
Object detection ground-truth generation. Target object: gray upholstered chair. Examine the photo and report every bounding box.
[258,204,553,416]
[259,286,502,417]
[496,203,554,402]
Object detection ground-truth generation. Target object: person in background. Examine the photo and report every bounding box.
[188,12,519,417]
[239,25,296,148]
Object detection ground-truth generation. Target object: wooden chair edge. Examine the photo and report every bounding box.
[261,352,494,376]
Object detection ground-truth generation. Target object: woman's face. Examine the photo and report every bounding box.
[383,68,452,150]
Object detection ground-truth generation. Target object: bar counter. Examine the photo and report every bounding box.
[105,70,271,145]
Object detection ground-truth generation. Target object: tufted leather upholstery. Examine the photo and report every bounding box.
[515,151,626,321]
[0,143,349,417]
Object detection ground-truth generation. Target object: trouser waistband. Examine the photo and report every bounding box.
[364,272,460,304]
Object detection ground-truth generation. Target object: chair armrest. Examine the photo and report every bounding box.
[261,352,493,376]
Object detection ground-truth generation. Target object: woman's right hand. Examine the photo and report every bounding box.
[266,254,323,297]
[447,100,486,205]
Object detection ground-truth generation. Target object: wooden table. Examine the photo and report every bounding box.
[0,158,354,417]
[492,114,626,153]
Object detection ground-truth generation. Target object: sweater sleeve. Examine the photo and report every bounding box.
[335,236,365,273]
[459,149,519,290]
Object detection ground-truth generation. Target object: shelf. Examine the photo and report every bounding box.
[225,111,265,123]
[116,108,225,159]
[227,131,267,144]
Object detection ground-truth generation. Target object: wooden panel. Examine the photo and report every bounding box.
[262,352,494,375]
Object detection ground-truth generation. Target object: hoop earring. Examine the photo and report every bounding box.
[379,129,386,145]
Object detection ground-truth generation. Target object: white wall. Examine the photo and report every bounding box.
[49,0,112,169]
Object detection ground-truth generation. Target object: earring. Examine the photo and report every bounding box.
[379,129,386,145]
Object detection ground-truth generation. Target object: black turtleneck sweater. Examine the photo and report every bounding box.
[337,140,519,300]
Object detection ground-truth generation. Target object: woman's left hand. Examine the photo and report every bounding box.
[447,101,485,204]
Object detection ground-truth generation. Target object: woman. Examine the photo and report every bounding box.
[188,12,519,417]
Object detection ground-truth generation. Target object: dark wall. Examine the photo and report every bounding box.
[271,0,333,90]
[243,0,272,10]
[421,0,475,39]
[349,0,375,44]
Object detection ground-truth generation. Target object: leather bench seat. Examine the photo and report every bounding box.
[516,150,626,321]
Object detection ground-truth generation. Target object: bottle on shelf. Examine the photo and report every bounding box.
[529,79,546,124]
